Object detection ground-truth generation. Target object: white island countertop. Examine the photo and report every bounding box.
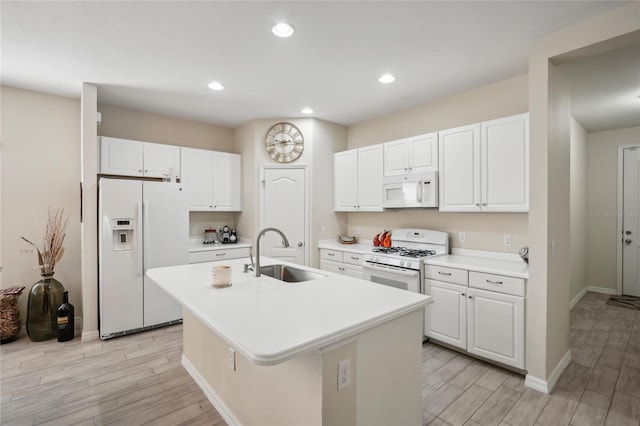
[147,258,430,366]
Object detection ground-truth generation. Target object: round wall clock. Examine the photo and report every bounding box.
[265,122,304,163]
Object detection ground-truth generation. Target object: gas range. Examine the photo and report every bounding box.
[364,229,448,271]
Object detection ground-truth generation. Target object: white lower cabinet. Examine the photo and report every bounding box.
[319,248,363,278]
[188,247,251,264]
[424,280,467,349]
[424,264,525,369]
[467,287,525,368]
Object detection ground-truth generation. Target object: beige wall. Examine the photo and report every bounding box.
[309,120,348,267]
[528,2,640,385]
[346,74,529,253]
[587,126,640,290]
[97,104,236,152]
[570,118,588,301]
[1,86,82,321]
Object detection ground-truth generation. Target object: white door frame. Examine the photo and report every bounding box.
[259,164,310,266]
[616,143,640,296]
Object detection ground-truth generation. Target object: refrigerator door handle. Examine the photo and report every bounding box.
[137,201,143,276]
[143,200,150,273]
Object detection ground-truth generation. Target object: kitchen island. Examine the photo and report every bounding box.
[147,257,431,426]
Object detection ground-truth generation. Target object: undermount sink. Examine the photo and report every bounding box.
[259,264,327,283]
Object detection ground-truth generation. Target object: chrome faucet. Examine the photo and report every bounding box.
[255,227,290,277]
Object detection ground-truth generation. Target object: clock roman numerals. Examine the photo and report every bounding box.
[265,122,304,163]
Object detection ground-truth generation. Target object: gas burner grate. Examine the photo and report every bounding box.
[371,246,437,258]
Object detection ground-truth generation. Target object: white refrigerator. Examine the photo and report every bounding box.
[99,178,188,339]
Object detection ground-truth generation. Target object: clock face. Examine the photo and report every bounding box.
[265,122,304,163]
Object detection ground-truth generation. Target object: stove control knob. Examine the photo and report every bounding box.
[399,260,404,266]
[407,262,412,268]
[375,257,380,262]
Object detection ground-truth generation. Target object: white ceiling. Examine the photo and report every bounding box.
[1,1,635,129]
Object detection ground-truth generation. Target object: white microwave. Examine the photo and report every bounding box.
[382,172,438,208]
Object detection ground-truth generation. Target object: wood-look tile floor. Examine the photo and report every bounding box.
[1,291,639,426]
[422,291,640,426]
[1,325,225,426]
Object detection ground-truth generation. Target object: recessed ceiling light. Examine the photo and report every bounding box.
[272,22,295,38]
[378,74,396,84]
[208,81,224,91]
[301,108,314,114]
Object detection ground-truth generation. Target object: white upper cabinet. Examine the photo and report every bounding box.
[100,137,144,177]
[438,113,529,212]
[438,124,482,212]
[180,147,241,211]
[100,136,180,179]
[383,132,438,177]
[142,142,181,179]
[334,145,383,212]
[212,151,242,211]
[481,114,529,212]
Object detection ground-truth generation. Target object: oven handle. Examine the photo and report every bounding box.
[363,262,420,278]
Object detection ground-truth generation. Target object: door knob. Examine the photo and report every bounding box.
[626,239,632,245]
[297,242,303,247]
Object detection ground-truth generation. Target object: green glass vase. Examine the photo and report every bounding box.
[26,273,65,342]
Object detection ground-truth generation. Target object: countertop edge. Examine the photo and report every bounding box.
[185,297,431,366]
[424,255,529,279]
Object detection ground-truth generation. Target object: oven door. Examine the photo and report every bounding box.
[362,262,421,293]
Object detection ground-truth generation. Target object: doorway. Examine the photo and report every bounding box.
[618,144,640,296]
[259,166,308,265]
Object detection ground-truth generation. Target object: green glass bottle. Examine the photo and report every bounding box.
[26,273,65,342]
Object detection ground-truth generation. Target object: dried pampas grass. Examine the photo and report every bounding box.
[21,208,69,275]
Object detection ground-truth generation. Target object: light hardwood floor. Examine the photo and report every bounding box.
[1,292,639,425]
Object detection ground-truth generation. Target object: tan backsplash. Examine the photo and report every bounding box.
[345,210,528,253]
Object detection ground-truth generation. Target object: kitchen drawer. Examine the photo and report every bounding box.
[342,252,364,266]
[320,249,343,262]
[424,264,468,285]
[188,247,251,264]
[469,271,524,297]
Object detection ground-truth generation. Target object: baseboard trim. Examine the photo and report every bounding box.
[570,286,617,309]
[182,354,241,426]
[525,350,571,394]
[81,329,99,341]
[524,374,549,394]
[569,288,588,310]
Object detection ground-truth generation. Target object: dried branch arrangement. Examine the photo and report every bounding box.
[21,208,69,275]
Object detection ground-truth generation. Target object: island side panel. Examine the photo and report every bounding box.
[356,310,424,426]
[182,309,323,425]
[321,341,357,425]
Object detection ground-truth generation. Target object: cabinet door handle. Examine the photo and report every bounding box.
[327,253,335,257]
[350,256,359,260]
[475,203,480,207]
[468,295,472,299]
[216,253,225,257]
[438,271,452,276]
[486,279,503,285]
[461,293,466,296]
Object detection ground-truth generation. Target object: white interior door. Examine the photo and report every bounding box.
[622,147,640,296]
[261,167,306,265]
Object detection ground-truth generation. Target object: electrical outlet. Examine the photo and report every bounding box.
[228,347,236,371]
[338,358,351,390]
[504,235,512,247]
[459,232,466,243]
